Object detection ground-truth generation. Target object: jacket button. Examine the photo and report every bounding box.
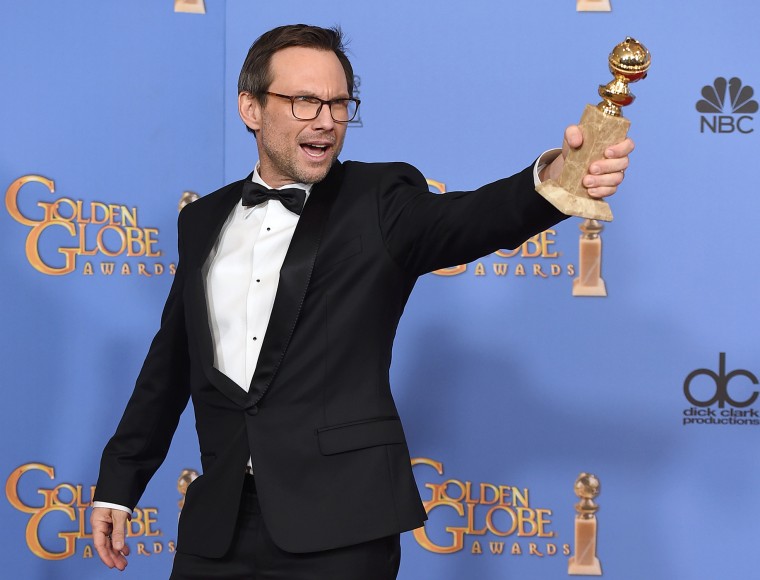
[246,405,259,416]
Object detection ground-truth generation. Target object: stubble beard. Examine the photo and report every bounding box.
[258,119,343,186]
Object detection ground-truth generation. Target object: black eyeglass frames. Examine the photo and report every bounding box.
[263,92,361,123]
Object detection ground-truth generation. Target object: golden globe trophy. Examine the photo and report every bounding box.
[536,37,651,222]
[568,473,602,576]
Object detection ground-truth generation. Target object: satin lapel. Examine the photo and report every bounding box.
[247,162,344,404]
[195,177,251,264]
[184,179,252,408]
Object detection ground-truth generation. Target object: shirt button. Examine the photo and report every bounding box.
[252,336,257,341]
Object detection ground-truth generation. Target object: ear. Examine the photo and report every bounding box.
[238,92,262,133]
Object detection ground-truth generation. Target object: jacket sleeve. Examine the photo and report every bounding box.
[93,209,192,509]
[376,161,568,276]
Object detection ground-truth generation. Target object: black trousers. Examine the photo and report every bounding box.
[170,475,401,580]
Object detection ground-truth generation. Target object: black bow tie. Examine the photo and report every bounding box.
[241,182,306,215]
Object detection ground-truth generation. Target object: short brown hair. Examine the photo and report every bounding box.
[238,24,355,103]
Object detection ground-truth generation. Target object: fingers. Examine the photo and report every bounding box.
[605,137,635,159]
[583,173,625,198]
[583,138,635,198]
[91,508,114,567]
[91,507,130,571]
[110,509,129,551]
[542,126,583,183]
[551,127,635,198]
[564,125,583,151]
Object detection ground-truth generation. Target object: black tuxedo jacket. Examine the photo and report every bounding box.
[95,160,566,557]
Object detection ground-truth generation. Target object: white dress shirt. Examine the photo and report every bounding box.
[204,167,313,392]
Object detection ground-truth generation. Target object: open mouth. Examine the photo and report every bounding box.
[300,143,331,159]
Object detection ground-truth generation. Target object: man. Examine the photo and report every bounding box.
[92,24,632,579]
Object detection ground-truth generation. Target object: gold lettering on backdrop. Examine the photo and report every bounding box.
[5,175,174,276]
[512,542,522,555]
[431,229,574,279]
[495,231,560,259]
[411,458,566,556]
[5,463,162,560]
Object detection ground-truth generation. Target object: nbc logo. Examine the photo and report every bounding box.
[697,77,757,134]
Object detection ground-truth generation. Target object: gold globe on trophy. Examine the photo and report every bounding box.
[537,37,651,222]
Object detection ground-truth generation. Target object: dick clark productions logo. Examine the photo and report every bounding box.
[697,77,757,134]
[682,353,760,426]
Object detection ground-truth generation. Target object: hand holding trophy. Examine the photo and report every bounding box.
[537,37,651,222]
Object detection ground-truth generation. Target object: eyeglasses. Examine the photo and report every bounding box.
[264,92,361,123]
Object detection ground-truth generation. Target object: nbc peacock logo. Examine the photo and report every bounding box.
[697,77,757,134]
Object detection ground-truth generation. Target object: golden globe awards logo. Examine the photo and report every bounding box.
[5,175,176,277]
[411,458,570,559]
[697,77,757,134]
[5,463,172,560]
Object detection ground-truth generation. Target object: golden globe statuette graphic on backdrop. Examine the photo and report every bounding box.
[177,468,199,512]
[536,37,651,222]
[577,0,611,11]
[573,219,606,296]
[174,0,206,14]
[568,473,602,576]
[178,190,200,212]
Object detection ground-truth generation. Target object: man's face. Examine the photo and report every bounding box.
[241,46,349,187]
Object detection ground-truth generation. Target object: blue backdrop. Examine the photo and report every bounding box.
[2,1,759,578]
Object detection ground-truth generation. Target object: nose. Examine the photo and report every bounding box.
[311,102,336,131]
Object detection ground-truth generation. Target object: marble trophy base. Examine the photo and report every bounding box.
[573,273,607,297]
[569,557,602,576]
[174,0,206,14]
[568,517,602,575]
[536,104,629,222]
[577,0,611,11]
